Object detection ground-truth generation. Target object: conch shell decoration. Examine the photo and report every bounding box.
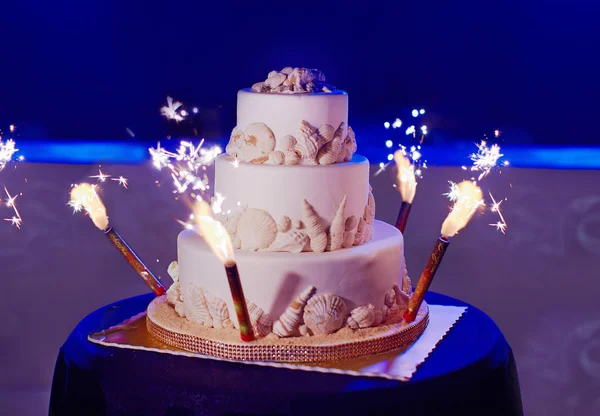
[273,286,316,337]
[226,120,356,166]
[246,300,273,337]
[302,199,328,253]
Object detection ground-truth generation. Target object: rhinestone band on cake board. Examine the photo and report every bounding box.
[146,295,429,363]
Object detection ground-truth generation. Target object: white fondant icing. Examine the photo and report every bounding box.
[236,89,348,143]
[177,221,404,328]
[214,154,369,241]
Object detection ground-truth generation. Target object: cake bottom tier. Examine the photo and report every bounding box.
[175,221,410,336]
[147,296,429,362]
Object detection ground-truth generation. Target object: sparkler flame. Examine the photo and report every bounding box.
[488,192,507,234]
[441,181,483,238]
[394,150,417,203]
[193,200,234,264]
[69,183,109,230]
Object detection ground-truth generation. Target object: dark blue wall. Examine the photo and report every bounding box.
[2,1,598,144]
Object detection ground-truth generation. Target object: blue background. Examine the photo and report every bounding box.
[2,1,599,148]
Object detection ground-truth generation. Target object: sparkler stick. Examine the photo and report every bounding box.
[394,150,417,233]
[404,181,483,322]
[193,200,255,342]
[69,183,165,296]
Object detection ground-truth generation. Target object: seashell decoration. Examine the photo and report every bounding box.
[226,127,245,155]
[343,126,357,162]
[204,291,230,328]
[245,123,276,154]
[246,300,273,337]
[264,230,309,254]
[174,302,186,318]
[347,305,375,329]
[328,195,347,251]
[302,199,328,253]
[401,255,413,295]
[278,216,292,233]
[281,67,293,75]
[276,135,297,152]
[303,294,347,335]
[236,208,278,251]
[293,219,304,229]
[345,216,358,231]
[381,305,390,323]
[353,216,367,246]
[384,288,396,307]
[166,281,182,305]
[232,235,241,249]
[317,124,335,145]
[284,150,300,165]
[273,286,316,337]
[317,122,346,165]
[373,309,384,326]
[167,261,179,282]
[266,150,285,165]
[393,284,410,310]
[186,285,213,327]
[343,231,355,248]
[364,189,376,226]
[299,324,309,336]
[294,121,320,164]
[264,72,287,89]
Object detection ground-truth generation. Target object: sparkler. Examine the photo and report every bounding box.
[404,181,483,323]
[3,187,22,229]
[161,96,186,122]
[111,176,129,189]
[149,140,222,196]
[69,183,166,296]
[193,200,255,342]
[394,150,417,233]
[89,168,111,183]
[469,140,505,181]
[0,138,18,172]
[488,192,507,234]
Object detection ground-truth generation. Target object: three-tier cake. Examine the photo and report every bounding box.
[147,68,428,362]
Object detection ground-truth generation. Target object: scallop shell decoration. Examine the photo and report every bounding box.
[303,294,346,335]
[294,121,320,164]
[266,150,285,165]
[347,305,375,329]
[328,195,347,251]
[167,261,179,282]
[245,123,276,154]
[204,291,231,328]
[265,72,287,89]
[246,300,273,337]
[317,124,335,145]
[276,135,297,152]
[226,127,245,155]
[302,199,328,253]
[273,286,316,337]
[236,208,278,251]
[264,230,309,254]
[185,285,213,327]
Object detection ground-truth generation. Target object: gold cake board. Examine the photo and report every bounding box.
[146,295,429,363]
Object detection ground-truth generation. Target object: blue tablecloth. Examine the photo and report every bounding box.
[49,292,522,415]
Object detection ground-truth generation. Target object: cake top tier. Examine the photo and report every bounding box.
[251,67,336,94]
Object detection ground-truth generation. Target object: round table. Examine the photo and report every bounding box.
[49,292,523,416]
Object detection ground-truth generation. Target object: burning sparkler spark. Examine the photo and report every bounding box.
[0,138,18,172]
[89,168,111,183]
[392,118,402,129]
[488,192,507,234]
[3,187,23,228]
[469,140,505,181]
[444,182,461,202]
[161,96,185,122]
[441,181,484,238]
[111,176,129,188]
[149,140,222,196]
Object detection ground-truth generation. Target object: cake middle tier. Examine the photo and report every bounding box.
[214,154,375,252]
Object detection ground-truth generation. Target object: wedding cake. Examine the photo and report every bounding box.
[147,68,425,362]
